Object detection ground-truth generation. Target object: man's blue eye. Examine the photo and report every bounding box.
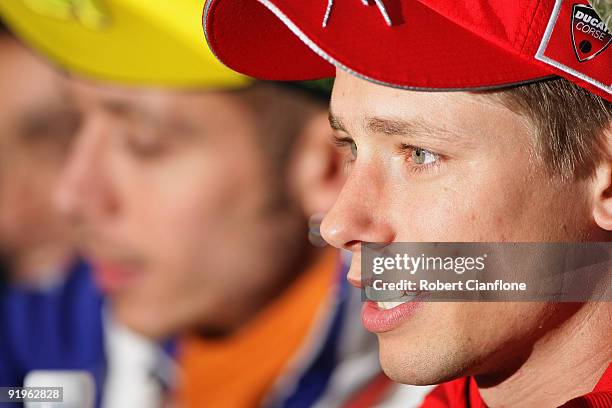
[350,141,357,158]
[412,147,436,165]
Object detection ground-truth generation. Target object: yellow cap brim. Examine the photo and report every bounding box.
[0,0,251,88]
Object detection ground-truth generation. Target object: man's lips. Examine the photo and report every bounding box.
[92,260,143,293]
[347,262,427,333]
[361,292,427,333]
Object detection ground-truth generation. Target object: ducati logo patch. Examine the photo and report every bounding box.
[571,3,611,62]
[535,0,611,99]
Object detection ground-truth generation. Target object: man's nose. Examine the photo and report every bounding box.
[53,118,119,223]
[321,163,395,251]
[321,164,395,288]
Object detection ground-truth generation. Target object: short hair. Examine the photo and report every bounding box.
[237,82,326,170]
[230,81,328,210]
[0,18,10,36]
[491,78,612,180]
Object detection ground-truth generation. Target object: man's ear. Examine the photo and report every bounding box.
[288,110,346,217]
[592,124,612,230]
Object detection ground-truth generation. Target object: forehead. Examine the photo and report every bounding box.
[70,80,176,114]
[330,69,513,132]
[68,80,265,149]
[70,80,253,131]
[0,37,42,74]
[0,39,66,105]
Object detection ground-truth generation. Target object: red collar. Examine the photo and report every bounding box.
[561,362,612,408]
[422,362,612,408]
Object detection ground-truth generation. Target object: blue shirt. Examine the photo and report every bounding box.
[0,260,106,407]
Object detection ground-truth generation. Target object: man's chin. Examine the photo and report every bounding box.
[110,302,174,340]
[377,335,470,386]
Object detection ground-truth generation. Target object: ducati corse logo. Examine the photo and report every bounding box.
[571,3,611,62]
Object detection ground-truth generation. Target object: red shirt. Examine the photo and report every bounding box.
[422,362,612,408]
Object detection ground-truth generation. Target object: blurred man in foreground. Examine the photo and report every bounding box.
[62,78,358,407]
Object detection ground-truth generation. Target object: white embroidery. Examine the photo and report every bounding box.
[323,0,393,28]
[323,0,334,27]
[372,0,393,26]
[242,0,545,91]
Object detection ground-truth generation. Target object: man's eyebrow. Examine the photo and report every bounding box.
[328,110,347,132]
[366,116,449,137]
[328,110,473,149]
[18,103,80,140]
[101,99,148,120]
[101,98,198,136]
[365,116,474,149]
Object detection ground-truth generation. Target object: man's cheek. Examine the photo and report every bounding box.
[393,198,483,241]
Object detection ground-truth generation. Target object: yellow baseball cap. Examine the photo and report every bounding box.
[0,0,250,88]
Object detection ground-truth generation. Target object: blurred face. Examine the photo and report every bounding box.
[0,37,77,281]
[57,83,307,339]
[321,70,601,385]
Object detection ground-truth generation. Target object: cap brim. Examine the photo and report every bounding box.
[0,0,249,88]
[204,0,553,91]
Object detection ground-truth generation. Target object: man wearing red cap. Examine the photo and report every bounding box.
[203,0,612,407]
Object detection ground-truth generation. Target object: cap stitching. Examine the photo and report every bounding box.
[512,0,533,50]
[519,0,544,53]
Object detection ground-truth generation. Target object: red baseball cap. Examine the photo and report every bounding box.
[203,0,611,101]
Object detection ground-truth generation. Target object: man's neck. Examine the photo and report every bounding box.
[478,302,612,407]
